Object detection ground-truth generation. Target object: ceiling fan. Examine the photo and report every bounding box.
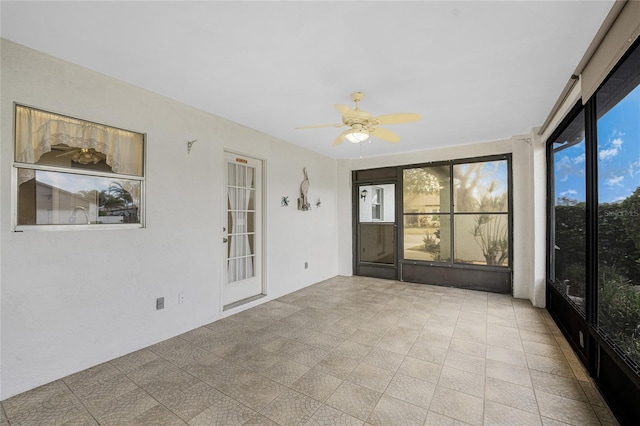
[297,92,421,146]
[54,146,106,164]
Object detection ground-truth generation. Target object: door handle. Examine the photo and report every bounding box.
[223,237,228,243]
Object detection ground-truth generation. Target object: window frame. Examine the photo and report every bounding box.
[401,154,512,270]
[371,186,383,221]
[545,37,640,424]
[547,104,588,316]
[11,103,146,231]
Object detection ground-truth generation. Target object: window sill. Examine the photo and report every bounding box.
[15,223,144,232]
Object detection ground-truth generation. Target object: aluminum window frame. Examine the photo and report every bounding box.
[11,103,146,232]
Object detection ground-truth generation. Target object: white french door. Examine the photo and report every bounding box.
[222,152,263,306]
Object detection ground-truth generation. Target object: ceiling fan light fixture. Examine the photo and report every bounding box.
[297,92,420,147]
[71,148,102,164]
[345,129,369,143]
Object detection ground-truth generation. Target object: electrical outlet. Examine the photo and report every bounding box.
[156,297,165,310]
[304,261,308,269]
[178,292,184,304]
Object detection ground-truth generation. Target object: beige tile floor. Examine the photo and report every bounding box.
[1,276,620,425]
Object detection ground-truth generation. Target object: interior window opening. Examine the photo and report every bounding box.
[13,105,145,228]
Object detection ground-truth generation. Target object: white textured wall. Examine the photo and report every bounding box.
[336,160,353,276]
[337,136,540,304]
[0,39,339,399]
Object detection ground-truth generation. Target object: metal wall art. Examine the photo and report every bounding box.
[298,167,311,211]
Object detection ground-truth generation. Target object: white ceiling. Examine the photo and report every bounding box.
[1,1,614,160]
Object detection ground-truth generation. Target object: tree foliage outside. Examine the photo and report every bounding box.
[403,167,444,196]
[553,200,587,304]
[599,187,640,368]
[471,181,508,266]
[554,187,640,368]
[455,163,487,212]
[598,265,640,367]
[96,181,138,223]
[422,216,447,262]
[99,190,126,213]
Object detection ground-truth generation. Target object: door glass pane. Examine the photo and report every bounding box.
[227,187,237,210]
[228,163,236,186]
[360,223,394,264]
[596,43,640,367]
[247,188,255,210]
[359,183,395,265]
[248,166,255,189]
[247,234,255,255]
[247,212,255,233]
[454,214,508,266]
[551,111,586,311]
[359,184,395,222]
[236,257,246,281]
[403,166,450,213]
[453,161,508,212]
[237,164,246,187]
[247,256,255,278]
[404,214,450,262]
[236,212,246,233]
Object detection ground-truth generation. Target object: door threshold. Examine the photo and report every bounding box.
[223,293,266,311]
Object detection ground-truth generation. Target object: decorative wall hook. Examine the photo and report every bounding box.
[187,139,197,154]
[281,196,289,207]
[316,198,321,208]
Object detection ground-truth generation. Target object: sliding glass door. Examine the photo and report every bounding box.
[547,39,640,424]
[550,110,587,314]
[595,49,640,369]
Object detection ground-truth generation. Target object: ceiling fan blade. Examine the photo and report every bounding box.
[296,123,344,129]
[335,104,356,117]
[375,113,421,125]
[56,149,80,157]
[333,129,350,146]
[370,127,401,143]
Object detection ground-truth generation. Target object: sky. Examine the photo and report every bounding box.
[37,170,113,195]
[555,85,639,204]
[454,160,508,202]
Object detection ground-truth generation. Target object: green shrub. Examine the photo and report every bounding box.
[598,266,640,367]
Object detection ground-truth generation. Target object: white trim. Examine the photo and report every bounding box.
[220,149,267,313]
[14,162,145,181]
[15,223,143,232]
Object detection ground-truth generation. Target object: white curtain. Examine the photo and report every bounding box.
[227,184,238,283]
[15,105,143,184]
[245,185,254,279]
[227,163,255,283]
[244,167,255,278]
